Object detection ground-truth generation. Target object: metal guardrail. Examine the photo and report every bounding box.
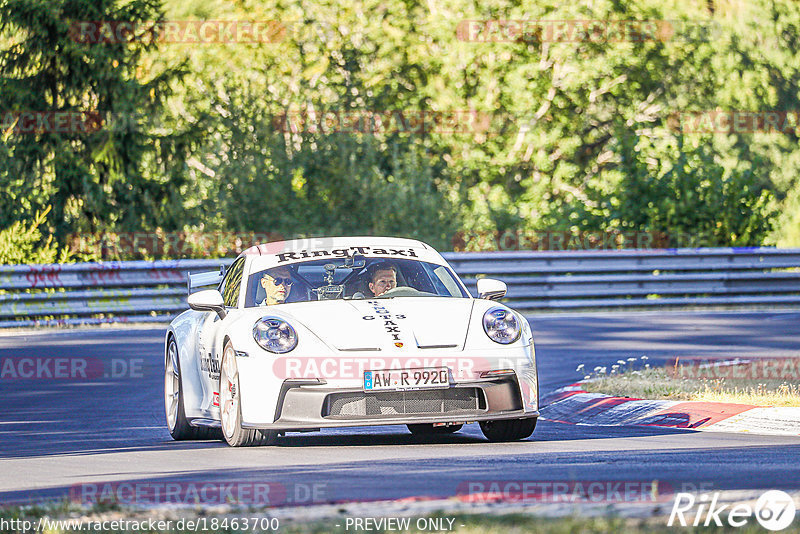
[446,248,800,310]
[1,248,799,327]
[0,260,227,328]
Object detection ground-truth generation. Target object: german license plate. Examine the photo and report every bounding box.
[364,367,449,391]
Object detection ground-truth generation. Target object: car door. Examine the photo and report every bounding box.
[196,257,246,414]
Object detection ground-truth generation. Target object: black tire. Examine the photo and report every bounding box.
[479,417,537,442]
[407,423,463,435]
[165,337,222,441]
[220,341,278,447]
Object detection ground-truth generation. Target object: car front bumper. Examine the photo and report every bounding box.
[241,375,537,430]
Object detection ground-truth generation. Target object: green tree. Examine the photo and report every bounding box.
[612,134,776,246]
[426,0,794,246]
[0,0,198,239]
[0,206,75,264]
[161,0,463,249]
[3,0,798,258]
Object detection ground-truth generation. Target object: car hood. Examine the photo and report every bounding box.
[279,297,475,351]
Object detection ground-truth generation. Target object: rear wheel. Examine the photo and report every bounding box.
[479,417,537,442]
[407,423,463,435]
[164,338,220,440]
[220,341,278,447]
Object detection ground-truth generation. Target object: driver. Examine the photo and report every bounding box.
[259,267,293,306]
[368,263,397,297]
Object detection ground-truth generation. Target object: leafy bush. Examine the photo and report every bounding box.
[0,207,74,265]
[2,0,799,255]
[193,84,460,250]
[774,182,800,247]
[612,135,777,247]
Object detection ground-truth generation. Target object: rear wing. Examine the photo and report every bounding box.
[187,265,226,295]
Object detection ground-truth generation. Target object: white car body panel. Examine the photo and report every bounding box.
[166,237,539,432]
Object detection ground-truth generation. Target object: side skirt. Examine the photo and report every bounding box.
[187,417,222,428]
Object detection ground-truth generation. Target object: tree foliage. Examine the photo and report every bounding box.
[0,206,73,264]
[1,0,799,261]
[0,0,200,240]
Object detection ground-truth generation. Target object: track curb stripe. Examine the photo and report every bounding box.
[541,385,800,436]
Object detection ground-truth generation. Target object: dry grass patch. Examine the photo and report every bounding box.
[579,358,800,407]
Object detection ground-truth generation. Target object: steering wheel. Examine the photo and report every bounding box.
[376,286,434,298]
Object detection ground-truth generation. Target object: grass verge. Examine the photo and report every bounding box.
[580,360,800,406]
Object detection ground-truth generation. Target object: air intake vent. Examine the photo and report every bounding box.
[324,388,484,418]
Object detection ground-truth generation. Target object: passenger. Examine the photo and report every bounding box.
[259,267,293,305]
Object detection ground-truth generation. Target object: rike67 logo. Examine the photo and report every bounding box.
[669,490,796,531]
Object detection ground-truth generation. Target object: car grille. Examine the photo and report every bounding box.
[323,388,485,418]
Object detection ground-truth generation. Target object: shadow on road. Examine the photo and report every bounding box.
[4,440,800,509]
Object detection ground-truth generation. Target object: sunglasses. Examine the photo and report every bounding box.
[267,276,293,286]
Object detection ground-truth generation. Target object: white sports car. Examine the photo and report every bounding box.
[164,237,539,446]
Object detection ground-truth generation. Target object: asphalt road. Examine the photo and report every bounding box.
[1,310,799,509]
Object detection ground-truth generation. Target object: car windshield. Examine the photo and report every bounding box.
[245,257,469,307]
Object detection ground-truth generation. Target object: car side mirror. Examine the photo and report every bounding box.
[188,289,227,319]
[477,278,507,301]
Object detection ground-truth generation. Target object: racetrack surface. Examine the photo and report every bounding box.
[2,310,800,508]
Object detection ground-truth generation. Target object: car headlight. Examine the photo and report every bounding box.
[253,317,298,353]
[483,307,521,344]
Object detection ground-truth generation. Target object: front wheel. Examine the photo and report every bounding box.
[220,341,278,447]
[479,417,537,442]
